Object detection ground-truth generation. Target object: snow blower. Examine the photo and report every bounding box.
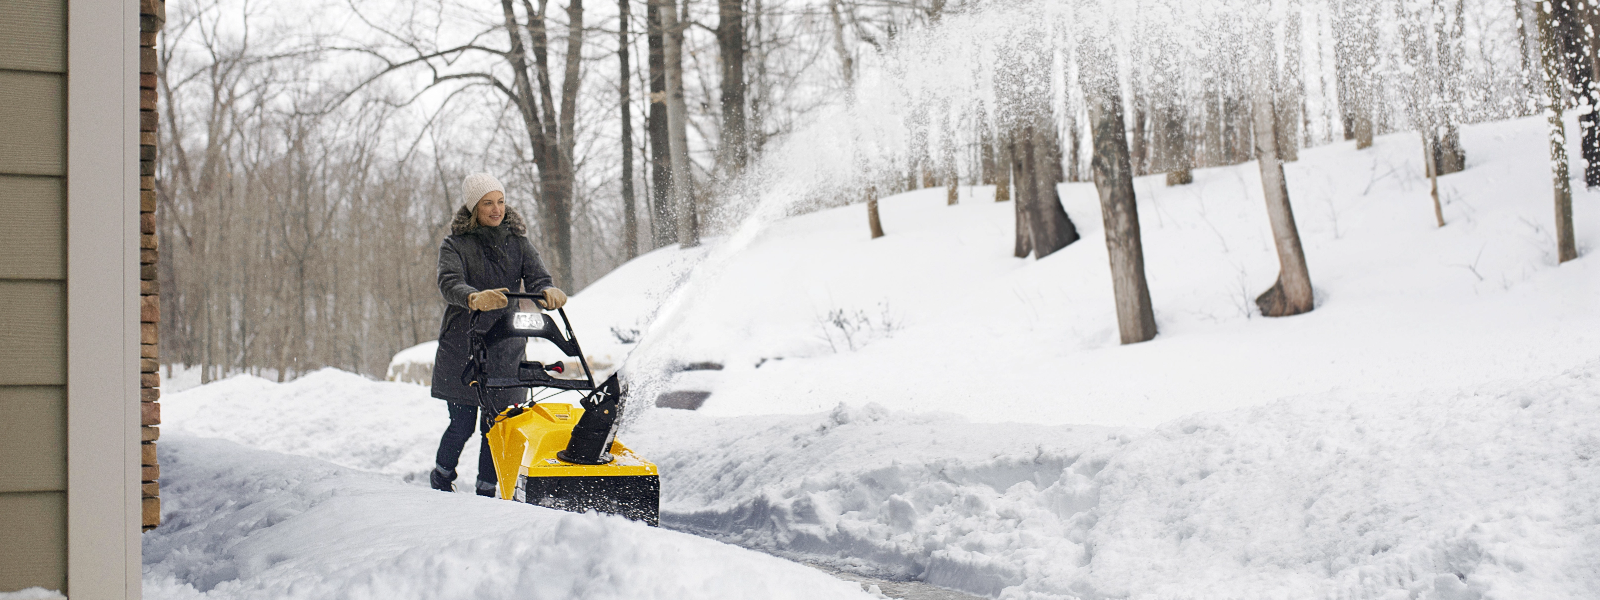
[463,292,659,525]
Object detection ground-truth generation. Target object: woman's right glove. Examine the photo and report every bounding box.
[467,288,510,311]
[538,287,568,310]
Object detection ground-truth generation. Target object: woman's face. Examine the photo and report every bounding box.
[475,191,506,227]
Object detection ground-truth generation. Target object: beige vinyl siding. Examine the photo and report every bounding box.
[0,282,66,386]
[0,492,67,592]
[0,0,66,73]
[0,387,66,491]
[1,1,71,593]
[0,71,66,176]
[0,176,65,279]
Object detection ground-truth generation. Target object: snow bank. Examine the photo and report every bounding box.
[160,368,452,482]
[629,360,1600,599]
[143,435,876,600]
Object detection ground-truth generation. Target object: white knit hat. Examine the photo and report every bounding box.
[461,172,506,208]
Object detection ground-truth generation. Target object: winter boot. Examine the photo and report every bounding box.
[476,478,497,498]
[431,465,456,492]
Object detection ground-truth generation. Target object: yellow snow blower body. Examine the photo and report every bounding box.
[465,291,659,525]
[485,401,659,525]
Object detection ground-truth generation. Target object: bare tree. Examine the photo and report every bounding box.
[995,129,1013,204]
[647,0,676,247]
[662,0,698,246]
[866,185,884,239]
[1080,31,1157,344]
[1251,17,1315,318]
[1539,0,1580,262]
[1333,0,1377,149]
[620,0,639,258]
[717,0,748,178]
[1553,0,1600,187]
[1277,1,1303,163]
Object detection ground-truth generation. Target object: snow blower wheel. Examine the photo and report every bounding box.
[464,292,659,526]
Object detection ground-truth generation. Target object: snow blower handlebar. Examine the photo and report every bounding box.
[463,292,628,467]
[463,293,597,399]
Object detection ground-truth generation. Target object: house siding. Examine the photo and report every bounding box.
[0,0,70,592]
[2,0,145,595]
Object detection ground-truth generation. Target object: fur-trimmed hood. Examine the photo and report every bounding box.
[451,205,528,237]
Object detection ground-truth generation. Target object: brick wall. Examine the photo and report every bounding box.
[139,0,163,531]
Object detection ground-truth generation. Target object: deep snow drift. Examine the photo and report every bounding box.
[165,116,1599,599]
[141,435,877,600]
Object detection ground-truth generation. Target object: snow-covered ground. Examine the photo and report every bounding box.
[142,435,877,600]
[150,115,1600,599]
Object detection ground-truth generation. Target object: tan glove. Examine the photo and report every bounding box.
[467,288,509,311]
[538,287,568,310]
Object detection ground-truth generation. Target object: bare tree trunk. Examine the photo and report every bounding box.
[995,132,1013,203]
[1423,131,1445,227]
[1251,25,1315,318]
[1554,0,1600,187]
[748,0,769,155]
[1008,131,1032,258]
[662,0,697,247]
[1047,126,1067,183]
[1203,82,1223,167]
[944,108,959,205]
[827,0,853,87]
[1026,122,1080,257]
[1334,0,1376,149]
[647,0,675,247]
[1540,0,1580,262]
[1163,104,1193,185]
[1081,37,1158,344]
[866,185,884,239]
[1131,80,1150,176]
[980,110,997,185]
[1432,0,1467,176]
[1222,92,1248,164]
[620,0,638,259]
[1066,113,1082,182]
[1518,0,1542,111]
[717,0,747,177]
[1278,3,1303,163]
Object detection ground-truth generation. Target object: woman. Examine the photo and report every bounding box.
[430,172,568,495]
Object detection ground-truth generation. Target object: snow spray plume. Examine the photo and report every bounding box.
[614,0,1269,426]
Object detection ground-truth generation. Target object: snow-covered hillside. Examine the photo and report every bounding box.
[150,116,1599,599]
[561,115,1599,427]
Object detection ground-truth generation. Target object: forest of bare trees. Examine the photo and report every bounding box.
[158,0,1590,379]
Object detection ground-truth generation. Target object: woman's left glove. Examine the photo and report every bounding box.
[538,287,568,310]
[467,288,510,311]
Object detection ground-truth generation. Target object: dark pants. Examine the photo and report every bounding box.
[432,402,498,496]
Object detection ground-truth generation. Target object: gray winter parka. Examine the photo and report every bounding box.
[430,205,554,406]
